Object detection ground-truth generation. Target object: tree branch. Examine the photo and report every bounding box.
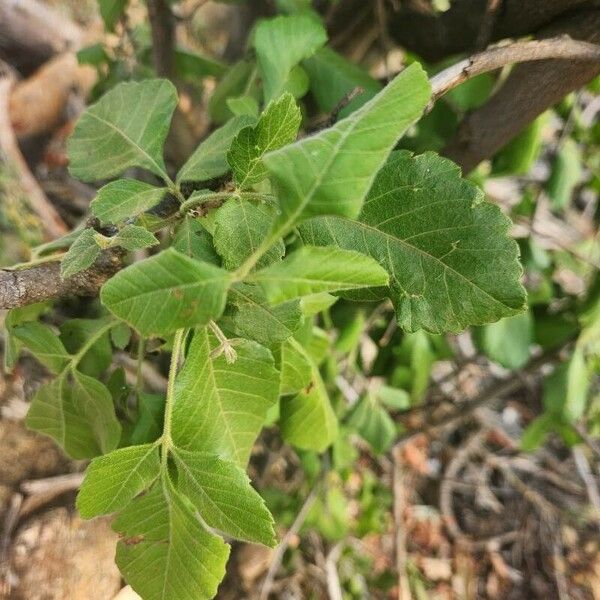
[429,35,600,108]
[2,32,599,311]
[387,0,597,63]
[442,10,600,173]
[146,0,175,77]
[0,250,122,310]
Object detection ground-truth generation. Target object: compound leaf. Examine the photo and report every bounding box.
[77,443,160,518]
[300,151,526,333]
[251,246,389,304]
[171,328,279,466]
[173,447,276,546]
[101,248,231,337]
[262,63,430,238]
[68,79,177,182]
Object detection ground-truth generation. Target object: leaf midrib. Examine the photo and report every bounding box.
[326,217,519,311]
[86,112,168,182]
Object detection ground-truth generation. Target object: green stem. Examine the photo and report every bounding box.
[179,191,236,215]
[178,190,268,215]
[161,328,187,466]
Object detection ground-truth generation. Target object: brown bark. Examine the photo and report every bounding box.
[442,10,600,173]
[0,251,122,311]
[387,0,599,62]
[146,0,175,77]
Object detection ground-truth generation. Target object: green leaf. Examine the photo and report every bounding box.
[228,93,301,188]
[209,59,256,124]
[278,337,312,395]
[279,339,337,452]
[113,480,229,600]
[254,13,327,102]
[347,394,396,454]
[171,328,280,466]
[174,49,227,80]
[543,349,590,423]
[263,63,430,238]
[521,413,553,451]
[26,370,121,459]
[300,292,338,316]
[77,443,160,518]
[224,284,302,346]
[377,385,410,410]
[172,217,220,264]
[493,112,548,176]
[474,311,533,370]
[251,246,389,304]
[101,248,231,337]
[300,151,526,333]
[3,303,49,372]
[112,225,159,251]
[131,393,165,445]
[91,179,167,225]
[11,321,71,373]
[226,95,259,119]
[68,79,177,182]
[111,322,131,349]
[60,318,112,377]
[546,138,583,210]
[98,0,127,31]
[177,115,255,183]
[173,447,276,546]
[213,199,284,270]
[303,47,382,118]
[61,228,101,278]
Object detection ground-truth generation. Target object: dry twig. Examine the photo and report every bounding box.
[258,483,320,600]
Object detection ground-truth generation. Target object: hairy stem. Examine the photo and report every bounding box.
[161,328,187,466]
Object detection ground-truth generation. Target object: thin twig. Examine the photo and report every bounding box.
[259,483,320,600]
[19,472,85,517]
[393,444,412,600]
[146,0,175,77]
[324,542,344,600]
[400,345,567,439]
[572,446,600,532]
[428,36,600,111]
